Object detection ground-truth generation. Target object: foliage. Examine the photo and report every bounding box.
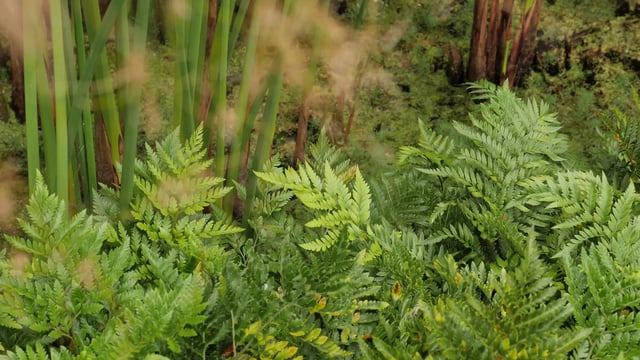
[3,83,640,358]
[398,81,569,262]
[419,238,589,359]
[0,173,207,358]
[598,88,640,189]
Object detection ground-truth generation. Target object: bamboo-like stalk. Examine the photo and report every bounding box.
[36,55,57,189]
[119,0,151,210]
[243,70,283,221]
[61,0,87,210]
[116,3,130,67]
[71,0,126,118]
[70,0,97,205]
[23,2,40,192]
[174,2,195,140]
[227,0,252,61]
[50,0,70,206]
[188,0,206,99]
[213,0,232,180]
[83,0,122,165]
[224,0,261,214]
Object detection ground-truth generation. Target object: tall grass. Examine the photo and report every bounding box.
[18,0,372,218]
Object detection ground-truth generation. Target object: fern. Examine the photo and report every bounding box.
[127,126,242,275]
[256,162,377,258]
[398,82,569,261]
[0,175,208,358]
[523,171,639,258]
[419,237,589,359]
[597,87,640,188]
[564,217,640,359]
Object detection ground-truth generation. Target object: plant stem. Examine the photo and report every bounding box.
[23,1,40,192]
[50,0,70,207]
[83,0,122,165]
[244,70,283,221]
[213,0,232,181]
[119,0,151,210]
[224,0,261,213]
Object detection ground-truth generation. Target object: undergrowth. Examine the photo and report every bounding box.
[1,83,640,359]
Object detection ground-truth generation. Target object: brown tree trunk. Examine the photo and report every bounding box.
[467,0,488,82]
[485,0,500,82]
[513,0,542,86]
[496,0,514,84]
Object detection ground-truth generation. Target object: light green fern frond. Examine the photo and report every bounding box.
[256,162,375,256]
[523,171,639,258]
[129,126,242,269]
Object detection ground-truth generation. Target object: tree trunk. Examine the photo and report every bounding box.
[496,0,514,84]
[512,0,542,86]
[467,0,488,82]
[485,0,499,82]
[462,0,541,88]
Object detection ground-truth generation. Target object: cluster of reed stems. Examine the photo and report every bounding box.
[18,0,370,220]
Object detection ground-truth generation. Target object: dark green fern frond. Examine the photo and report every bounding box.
[369,168,439,229]
[420,237,589,358]
[398,83,569,261]
[564,215,640,359]
[598,88,640,188]
[397,119,456,168]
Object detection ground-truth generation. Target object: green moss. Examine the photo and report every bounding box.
[0,120,26,171]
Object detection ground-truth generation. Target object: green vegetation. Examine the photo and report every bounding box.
[2,0,640,358]
[2,83,640,358]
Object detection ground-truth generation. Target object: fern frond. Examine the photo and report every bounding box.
[257,162,376,255]
[564,216,640,359]
[422,237,587,358]
[397,119,455,167]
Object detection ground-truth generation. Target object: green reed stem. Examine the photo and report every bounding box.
[36,56,56,189]
[70,0,96,204]
[174,5,195,140]
[244,70,283,220]
[119,0,151,210]
[224,0,260,213]
[228,0,251,61]
[188,0,206,104]
[83,0,122,164]
[214,0,232,180]
[50,0,70,206]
